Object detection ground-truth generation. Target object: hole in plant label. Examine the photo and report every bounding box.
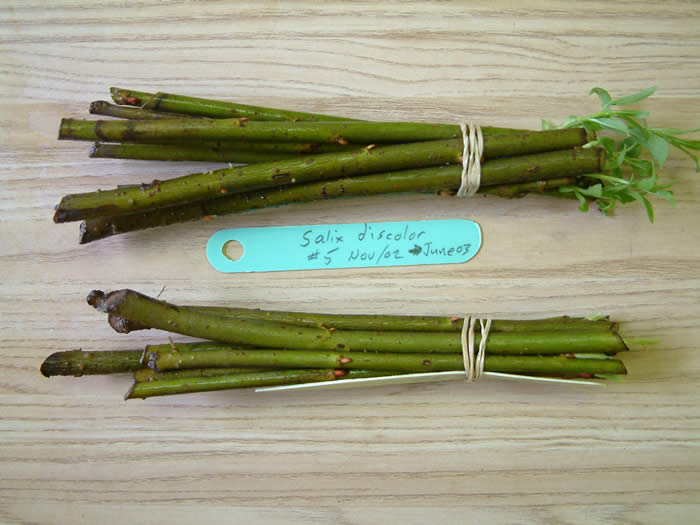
[222,240,244,261]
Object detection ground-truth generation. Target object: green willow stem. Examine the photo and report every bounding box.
[88,290,628,355]
[90,142,295,164]
[126,369,341,399]
[54,139,453,222]
[78,149,603,243]
[109,88,529,134]
[78,175,578,244]
[40,349,143,377]
[126,357,627,399]
[134,367,272,382]
[92,139,350,154]
[61,122,514,148]
[56,135,598,223]
[56,139,459,222]
[89,101,188,120]
[39,343,626,379]
[58,117,587,147]
[126,369,401,399]
[87,144,598,184]
[39,344,260,377]
[110,307,616,333]
[145,345,627,376]
[111,87,358,122]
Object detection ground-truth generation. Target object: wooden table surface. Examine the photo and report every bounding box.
[2,1,699,523]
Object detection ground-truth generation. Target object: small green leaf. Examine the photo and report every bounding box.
[653,189,675,205]
[596,136,617,155]
[629,191,655,222]
[582,121,601,134]
[636,174,657,192]
[609,166,623,179]
[626,158,654,178]
[574,191,590,212]
[581,184,603,198]
[616,191,637,204]
[541,119,553,130]
[613,109,650,119]
[609,143,635,169]
[587,117,630,134]
[610,86,657,106]
[614,149,627,168]
[589,87,612,109]
[628,124,650,142]
[642,196,654,223]
[650,126,700,135]
[598,199,616,214]
[647,133,670,167]
[558,116,581,129]
[667,136,700,150]
[605,185,630,195]
[621,137,642,158]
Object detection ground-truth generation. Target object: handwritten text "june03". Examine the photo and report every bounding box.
[299,223,472,266]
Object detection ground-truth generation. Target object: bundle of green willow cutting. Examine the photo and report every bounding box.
[54,87,699,244]
[40,289,630,399]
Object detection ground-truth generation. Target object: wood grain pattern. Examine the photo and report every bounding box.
[1,1,700,523]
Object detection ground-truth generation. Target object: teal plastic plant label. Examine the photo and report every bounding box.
[206,219,481,273]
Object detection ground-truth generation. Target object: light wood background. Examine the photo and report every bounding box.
[1,1,699,523]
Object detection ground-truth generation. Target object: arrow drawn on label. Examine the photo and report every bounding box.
[408,244,422,256]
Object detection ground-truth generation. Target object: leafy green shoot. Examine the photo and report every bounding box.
[543,86,699,222]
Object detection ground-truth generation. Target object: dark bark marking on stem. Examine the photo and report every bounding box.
[108,315,131,333]
[146,351,160,371]
[139,180,162,192]
[89,101,108,114]
[86,290,106,309]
